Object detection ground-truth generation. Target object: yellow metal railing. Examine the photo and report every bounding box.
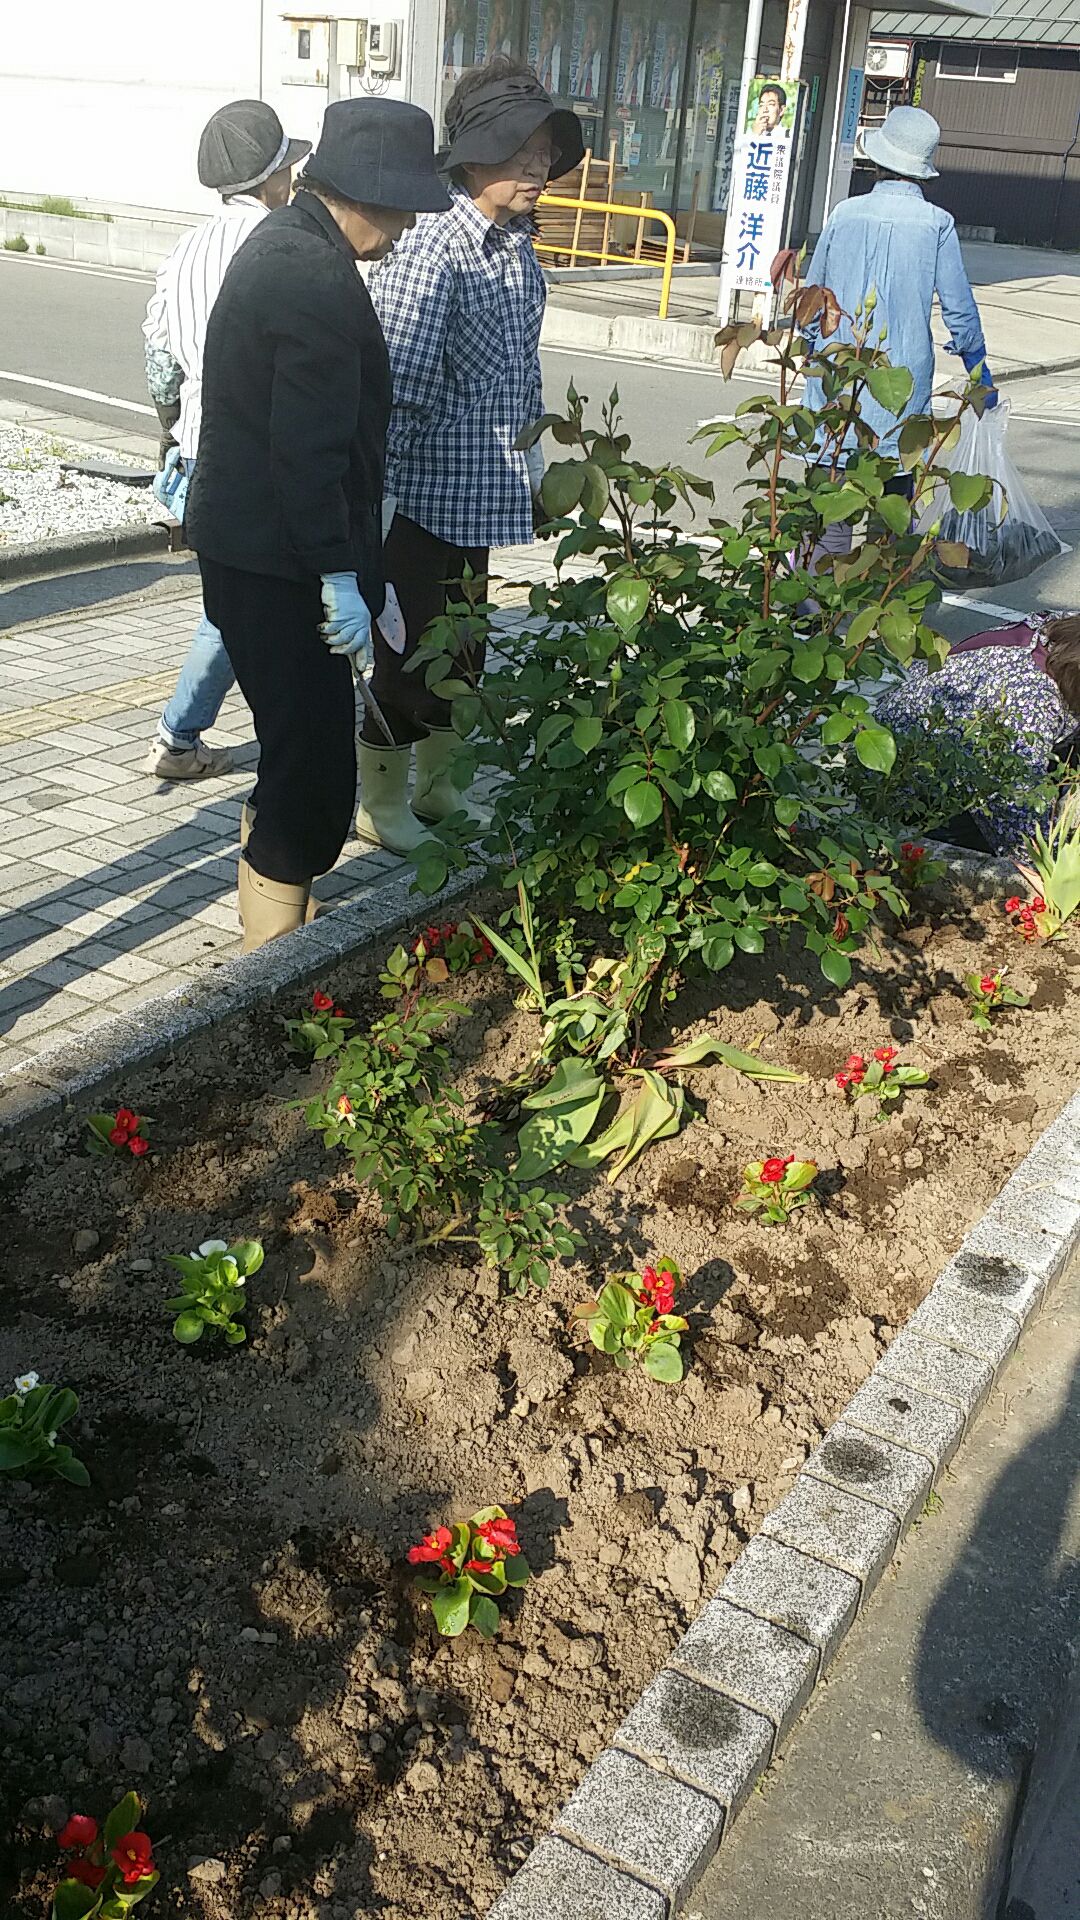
[534,192,678,321]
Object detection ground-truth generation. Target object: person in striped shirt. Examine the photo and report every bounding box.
[142,100,309,780]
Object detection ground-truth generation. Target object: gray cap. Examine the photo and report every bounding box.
[198,100,311,194]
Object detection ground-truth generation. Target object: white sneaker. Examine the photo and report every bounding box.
[144,737,234,780]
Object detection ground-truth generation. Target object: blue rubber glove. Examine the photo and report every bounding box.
[962,348,998,409]
[320,572,373,662]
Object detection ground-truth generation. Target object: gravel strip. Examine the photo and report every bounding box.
[0,423,162,546]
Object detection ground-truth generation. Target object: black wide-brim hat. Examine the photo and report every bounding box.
[439,71,585,182]
[305,99,450,213]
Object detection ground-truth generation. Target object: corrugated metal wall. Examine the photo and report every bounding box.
[917,47,1080,247]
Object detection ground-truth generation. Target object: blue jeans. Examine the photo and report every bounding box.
[158,454,235,748]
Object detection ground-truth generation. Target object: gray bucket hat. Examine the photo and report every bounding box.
[861,105,940,180]
[198,100,311,195]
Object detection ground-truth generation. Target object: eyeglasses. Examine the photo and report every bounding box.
[514,146,554,179]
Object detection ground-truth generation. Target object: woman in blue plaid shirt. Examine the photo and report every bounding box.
[363,57,584,853]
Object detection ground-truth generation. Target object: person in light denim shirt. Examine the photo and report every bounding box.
[801,105,994,542]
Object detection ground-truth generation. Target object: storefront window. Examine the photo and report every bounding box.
[673,0,743,214]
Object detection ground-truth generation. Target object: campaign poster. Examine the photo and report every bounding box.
[476,0,516,61]
[569,2,606,104]
[650,22,683,111]
[614,8,648,109]
[529,0,567,95]
[723,77,799,298]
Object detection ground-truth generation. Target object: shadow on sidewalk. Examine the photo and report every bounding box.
[913,1340,1080,1834]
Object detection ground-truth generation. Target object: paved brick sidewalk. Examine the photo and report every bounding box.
[0,557,556,1086]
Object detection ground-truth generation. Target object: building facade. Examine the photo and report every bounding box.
[0,0,993,238]
[866,5,1080,248]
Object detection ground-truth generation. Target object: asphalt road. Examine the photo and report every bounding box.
[2,248,1079,624]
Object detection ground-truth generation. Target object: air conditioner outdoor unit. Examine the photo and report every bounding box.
[865,41,912,80]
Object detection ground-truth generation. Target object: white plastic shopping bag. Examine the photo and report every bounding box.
[920,398,1068,589]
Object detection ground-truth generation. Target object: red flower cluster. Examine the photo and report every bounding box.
[900,842,925,862]
[108,1108,148,1157]
[1005,895,1046,942]
[639,1264,677,1316]
[57,1816,154,1890]
[760,1155,795,1184]
[311,988,347,1016]
[834,1052,866,1091]
[475,1516,521,1558]
[413,922,495,967]
[407,1524,455,1576]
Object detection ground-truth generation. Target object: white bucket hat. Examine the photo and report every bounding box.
[862,104,940,180]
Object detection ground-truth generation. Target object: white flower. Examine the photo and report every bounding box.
[46,1431,57,1447]
[191,1239,229,1260]
[14,1371,39,1396]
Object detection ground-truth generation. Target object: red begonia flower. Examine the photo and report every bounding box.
[312,990,334,1012]
[407,1525,454,1566]
[759,1156,792,1184]
[874,1046,899,1068]
[58,1816,98,1850]
[464,1558,492,1575]
[1004,897,1020,914]
[114,1109,137,1134]
[112,1833,155,1885]
[129,1135,149,1157]
[476,1517,520,1555]
[109,1125,129,1146]
[980,975,998,994]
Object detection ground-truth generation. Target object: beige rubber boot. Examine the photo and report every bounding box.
[237,859,310,954]
[355,742,427,856]
[412,729,490,829]
[240,801,318,920]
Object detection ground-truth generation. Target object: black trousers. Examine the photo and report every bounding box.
[200,557,356,886]
[363,512,488,746]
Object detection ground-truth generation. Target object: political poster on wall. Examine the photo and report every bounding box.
[613,8,648,109]
[475,0,517,61]
[569,2,607,104]
[529,0,567,94]
[650,22,683,110]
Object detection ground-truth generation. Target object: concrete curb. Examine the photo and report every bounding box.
[0,519,171,586]
[0,860,483,1134]
[541,299,1080,383]
[487,906,1076,1920]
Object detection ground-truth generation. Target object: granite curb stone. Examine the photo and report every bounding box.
[838,1373,966,1470]
[612,1668,774,1812]
[903,1287,1021,1371]
[486,1836,667,1920]
[801,1418,935,1526]
[875,1327,994,1429]
[667,1597,818,1746]
[716,1536,861,1667]
[553,1750,723,1910]
[760,1473,900,1592]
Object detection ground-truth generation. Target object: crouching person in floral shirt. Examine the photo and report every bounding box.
[362,55,584,853]
[875,612,1080,854]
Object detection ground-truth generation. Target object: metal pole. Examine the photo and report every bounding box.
[822,0,854,223]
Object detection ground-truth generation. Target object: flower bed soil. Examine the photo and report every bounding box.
[3,895,1079,1920]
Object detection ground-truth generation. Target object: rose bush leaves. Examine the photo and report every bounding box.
[409,318,980,1005]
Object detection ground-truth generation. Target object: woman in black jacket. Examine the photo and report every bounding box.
[186,99,448,950]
